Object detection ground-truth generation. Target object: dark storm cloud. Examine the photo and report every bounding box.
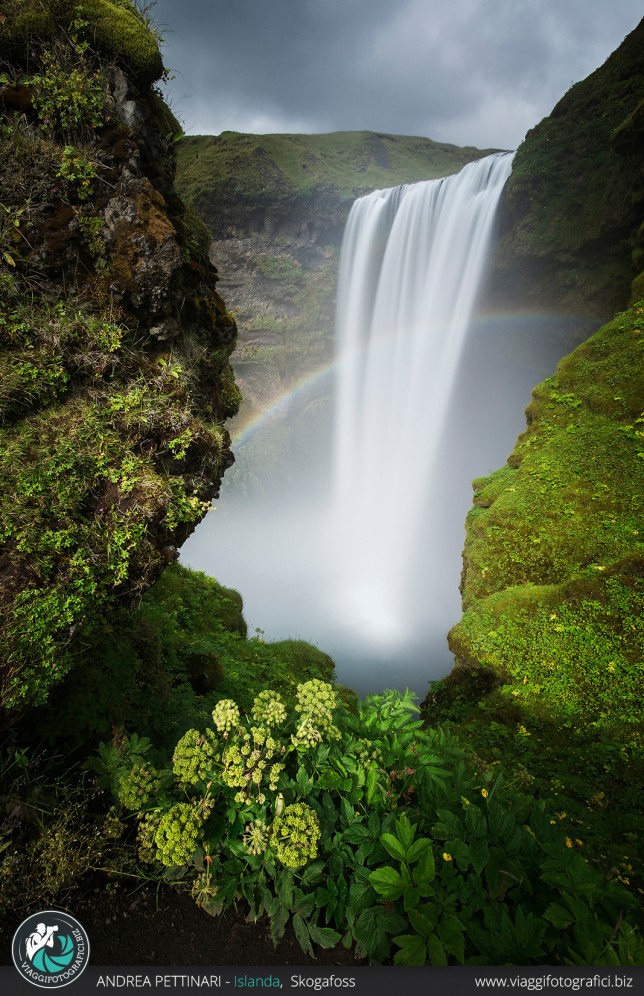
[150,0,642,148]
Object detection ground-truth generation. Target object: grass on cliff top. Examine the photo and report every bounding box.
[176,130,499,205]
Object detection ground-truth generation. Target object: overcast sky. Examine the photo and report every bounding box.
[150,1,642,151]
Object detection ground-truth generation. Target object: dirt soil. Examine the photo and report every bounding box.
[1,880,360,967]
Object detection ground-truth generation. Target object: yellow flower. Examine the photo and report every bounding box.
[481,788,488,798]
[443,852,452,862]
[565,837,573,848]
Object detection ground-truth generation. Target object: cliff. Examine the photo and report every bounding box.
[491,17,644,327]
[0,0,240,719]
[449,305,643,737]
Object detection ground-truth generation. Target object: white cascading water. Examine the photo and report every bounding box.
[184,152,523,695]
[330,152,514,651]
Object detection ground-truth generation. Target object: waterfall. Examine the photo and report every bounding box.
[330,152,514,650]
[184,151,523,696]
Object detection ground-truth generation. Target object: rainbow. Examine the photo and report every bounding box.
[228,309,587,448]
[229,358,338,447]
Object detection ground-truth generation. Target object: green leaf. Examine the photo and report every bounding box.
[270,905,289,946]
[380,832,406,861]
[403,886,420,911]
[293,887,316,919]
[544,902,575,930]
[379,910,408,935]
[321,791,338,829]
[392,934,427,966]
[395,814,416,849]
[437,914,465,964]
[296,766,311,796]
[406,837,431,864]
[369,866,405,900]
[434,809,465,839]
[329,849,345,879]
[318,770,342,790]
[300,861,325,886]
[293,913,314,958]
[413,846,436,886]
[468,837,490,875]
[308,924,342,949]
[488,804,519,852]
[276,870,294,910]
[356,840,376,864]
[353,908,386,960]
[343,823,370,846]
[341,797,355,826]
[368,810,381,837]
[366,767,380,804]
[444,838,470,870]
[408,906,437,938]
[427,934,448,966]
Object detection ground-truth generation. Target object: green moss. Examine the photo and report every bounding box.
[1,0,163,84]
[34,564,336,748]
[439,302,644,896]
[461,304,644,606]
[0,296,232,713]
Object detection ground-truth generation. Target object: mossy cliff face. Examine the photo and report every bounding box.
[492,17,644,326]
[0,1,240,718]
[447,303,644,742]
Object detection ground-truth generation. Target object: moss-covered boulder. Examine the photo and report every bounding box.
[1,0,164,84]
[0,2,239,720]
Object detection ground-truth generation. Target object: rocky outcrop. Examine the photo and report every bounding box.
[488,17,644,334]
[0,1,240,717]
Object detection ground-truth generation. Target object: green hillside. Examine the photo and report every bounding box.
[176,129,498,212]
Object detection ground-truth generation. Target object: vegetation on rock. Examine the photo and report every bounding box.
[0,1,239,719]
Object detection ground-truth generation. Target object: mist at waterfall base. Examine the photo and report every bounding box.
[183,153,575,697]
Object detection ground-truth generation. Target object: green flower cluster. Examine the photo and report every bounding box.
[212,699,240,738]
[154,803,203,866]
[242,819,270,856]
[137,812,160,865]
[354,737,384,770]
[292,680,340,748]
[172,728,218,787]
[271,802,321,868]
[116,759,161,811]
[220,725,285,804]
[251,690,287,727]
